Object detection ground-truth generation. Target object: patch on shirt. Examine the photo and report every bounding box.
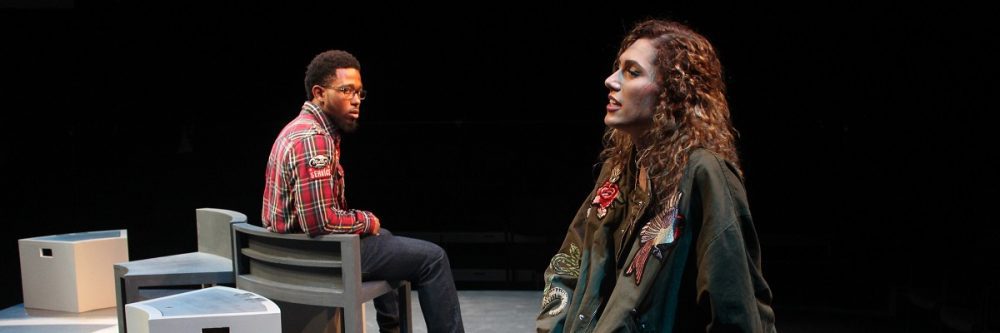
[308,155,330,168]
[306,155,333,179]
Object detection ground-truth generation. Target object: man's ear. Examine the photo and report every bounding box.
[311,85,326,101]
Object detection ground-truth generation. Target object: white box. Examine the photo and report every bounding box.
[19,229,129,312]
[125,286,281,333]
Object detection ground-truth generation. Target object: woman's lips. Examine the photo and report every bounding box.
[607,95,621,112]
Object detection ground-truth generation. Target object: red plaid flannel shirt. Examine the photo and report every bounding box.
[261,102,380,236]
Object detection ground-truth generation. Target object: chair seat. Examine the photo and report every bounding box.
[360,281,393,303]
[117,252,232,277]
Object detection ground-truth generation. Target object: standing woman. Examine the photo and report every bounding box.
[537,20,776,332]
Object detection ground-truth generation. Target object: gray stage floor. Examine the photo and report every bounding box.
[364,290,539,332]
[0,291,905,332]
[0,290,541,333]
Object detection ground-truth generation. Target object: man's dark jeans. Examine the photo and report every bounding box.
[361,229,464,333]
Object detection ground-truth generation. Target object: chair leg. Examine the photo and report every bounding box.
[343,305,364,333]
[115,277,127,333]
[326,308,343,333]
[398,281,412,333]
[361,306,367,333]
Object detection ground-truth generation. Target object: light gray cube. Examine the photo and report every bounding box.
[19,229,129,312]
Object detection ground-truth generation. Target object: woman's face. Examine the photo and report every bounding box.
[604,38,661,137]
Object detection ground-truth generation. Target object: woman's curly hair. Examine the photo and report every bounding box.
[601,19,740,204]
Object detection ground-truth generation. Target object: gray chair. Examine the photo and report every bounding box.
[232,223,412,333]
[113,208,248,333]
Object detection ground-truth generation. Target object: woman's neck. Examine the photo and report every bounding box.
[636,163,649,193]
[630,143,650,194]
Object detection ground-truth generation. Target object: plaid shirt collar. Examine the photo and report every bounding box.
[302,101,340,141]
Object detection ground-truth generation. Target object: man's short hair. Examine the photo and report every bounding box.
[304,50,361,100]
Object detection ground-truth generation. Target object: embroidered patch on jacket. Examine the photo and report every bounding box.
[550,244,582,277]
[610,165,622,183]
[591,179,621,219]
[625,192,684,285]
[540,286,569,317]
[589,165,623,219]
[540,244,582,317]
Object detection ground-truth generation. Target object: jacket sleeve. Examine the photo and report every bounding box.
[691,156,776,333]
[537,164,609,332]
[287,134,380,236]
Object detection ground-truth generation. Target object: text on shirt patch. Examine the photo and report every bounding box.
[309,167,332,179]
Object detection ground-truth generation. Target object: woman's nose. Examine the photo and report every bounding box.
[605,72,621,91]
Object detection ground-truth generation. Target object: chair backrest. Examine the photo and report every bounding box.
[231,223,362,309]
[196,208,248,259]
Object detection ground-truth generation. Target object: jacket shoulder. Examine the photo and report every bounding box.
[686,148,742,184]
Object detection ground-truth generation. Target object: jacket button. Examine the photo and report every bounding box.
[578,314,585,321]
[631,308,638,314]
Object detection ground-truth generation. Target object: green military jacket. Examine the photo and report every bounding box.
[537,149,776,332]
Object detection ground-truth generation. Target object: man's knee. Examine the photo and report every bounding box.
[426,242,449,266]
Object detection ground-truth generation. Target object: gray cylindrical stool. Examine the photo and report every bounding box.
[125,286,280,333]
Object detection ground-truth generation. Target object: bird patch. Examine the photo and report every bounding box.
[625,192,684,285]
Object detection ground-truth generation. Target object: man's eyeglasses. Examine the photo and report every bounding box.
[333,85,367,100]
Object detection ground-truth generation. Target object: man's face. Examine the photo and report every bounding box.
[313,68,364,133]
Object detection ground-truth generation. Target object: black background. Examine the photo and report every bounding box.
[2,1,997,327]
